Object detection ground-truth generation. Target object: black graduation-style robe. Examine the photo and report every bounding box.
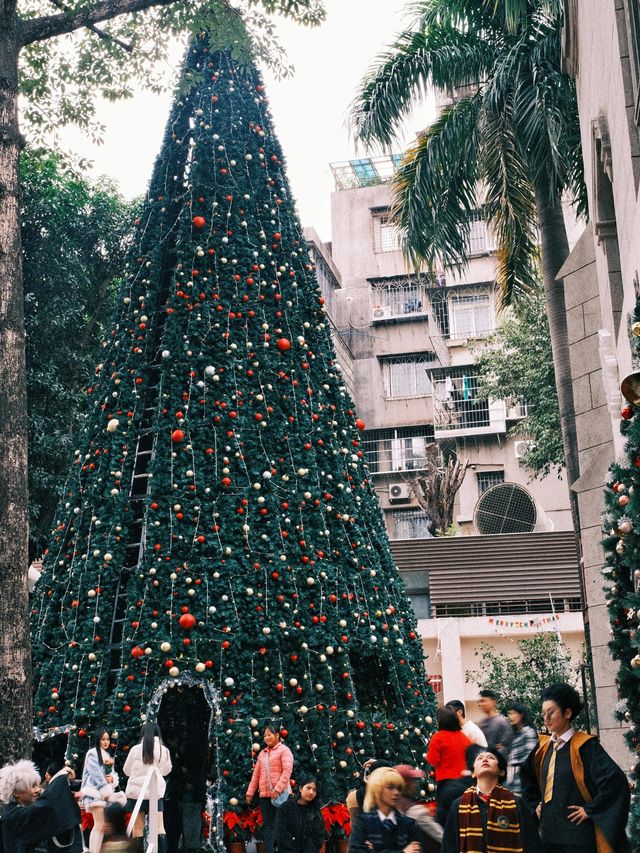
[521,733,630,853]
[1,773,82,853]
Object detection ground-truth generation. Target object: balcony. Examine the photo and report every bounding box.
[428,284,496,342]
[362,427,435,474]
[370,279,429,323]
[431,368,507,438]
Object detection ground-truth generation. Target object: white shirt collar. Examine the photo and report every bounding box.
[551,727,575,748]
[377,809,396,824]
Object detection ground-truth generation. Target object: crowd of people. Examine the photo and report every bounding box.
[0,684,632,853]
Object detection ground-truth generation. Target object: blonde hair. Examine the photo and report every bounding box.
[0,760,41,804]
[363,767,404,812]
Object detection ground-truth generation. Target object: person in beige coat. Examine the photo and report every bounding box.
[123,723,172,853]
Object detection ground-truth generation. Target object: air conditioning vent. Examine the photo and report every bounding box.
[371,306,393,322]
[388,483,410,502]
[514,440,533,459]
[473,483,537,535]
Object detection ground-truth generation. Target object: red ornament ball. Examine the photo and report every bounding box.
[622,406,634,420]
[277,338,291,351]
[179,613,196,630]
[131,646,145,658]
[192,216,206,229]
[171,429,185,443]
[355,418,366,431]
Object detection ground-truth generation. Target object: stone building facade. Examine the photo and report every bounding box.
[550,0,640,766]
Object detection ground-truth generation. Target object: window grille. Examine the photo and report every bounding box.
[431,367,491,431]
[370,279,428,320]
[476,470,505,495]
[450,292,493,339]
[373,214,401,253]
[382,354,436,398]
[308,247,339,318]
[362,426,435,473]
[392,509,433,539]
[467,210,496,254]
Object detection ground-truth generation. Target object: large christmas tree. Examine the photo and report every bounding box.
[31,31,435,816]
[602,304,640,845]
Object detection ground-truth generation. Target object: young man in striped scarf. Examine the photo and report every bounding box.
[441,747,542,853]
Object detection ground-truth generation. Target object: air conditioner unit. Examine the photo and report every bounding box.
[371,305,394,322]
[388,482,410,501]
[514,440,533,459]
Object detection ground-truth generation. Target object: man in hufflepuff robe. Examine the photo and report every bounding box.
[521,683,630,853]
[442,747,542,853]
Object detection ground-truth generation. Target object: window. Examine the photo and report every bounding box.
[450,292,493,339]
[401,569,431,619]
[476,470,505,495]
[362,426,434,473]
[373,213,401,253]
[370,279,428,320]
[392,509,433,539]
[467,210,495,255]
[383,354,435,398]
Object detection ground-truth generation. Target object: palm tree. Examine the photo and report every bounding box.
[350,0,585,496]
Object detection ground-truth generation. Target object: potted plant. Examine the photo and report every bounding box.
[246,806,264,853]
[321,803,351,853]
[223,809,249,853]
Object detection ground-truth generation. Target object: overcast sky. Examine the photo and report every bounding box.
[59,0,434,242]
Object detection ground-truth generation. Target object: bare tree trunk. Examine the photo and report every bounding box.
[0,7,32,764]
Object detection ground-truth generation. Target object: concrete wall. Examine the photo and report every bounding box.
[418,611,585,719]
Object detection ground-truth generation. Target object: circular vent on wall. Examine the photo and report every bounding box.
[473,483,537,535]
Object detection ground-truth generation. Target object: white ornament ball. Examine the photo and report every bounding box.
[107,419,119,433]
[169,666,180,677]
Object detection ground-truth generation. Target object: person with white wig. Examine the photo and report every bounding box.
[0,759,82,853]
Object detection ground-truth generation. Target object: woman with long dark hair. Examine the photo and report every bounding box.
[426,705,471,828]
[274,775,324,853]
[123,723,172,852]
[505,701,539,796]
[81,729,123,853]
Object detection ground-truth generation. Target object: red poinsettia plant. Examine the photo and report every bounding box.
[321,803,351,840]
[223,807,263,843]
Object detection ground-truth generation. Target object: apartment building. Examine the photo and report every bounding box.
[303,155,584,714]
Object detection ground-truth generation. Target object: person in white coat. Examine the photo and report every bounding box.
[123,723,172,853]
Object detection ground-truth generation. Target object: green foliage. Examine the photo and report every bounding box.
[31,35,436,813]
[472,287,563,478]
[602,293,640,842]
[466,633,577,728]
[19,0,326,143]
[350,0,585,306]
[22,148,135,556]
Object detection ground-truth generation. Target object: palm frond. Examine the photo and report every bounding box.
[480,96,539,306]
[350,23,494,149]
[391,92,483,268]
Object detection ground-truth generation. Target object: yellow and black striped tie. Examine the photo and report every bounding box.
[543,741,559,803]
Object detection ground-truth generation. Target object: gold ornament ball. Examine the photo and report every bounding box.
[632,321,640,337]
[631,655,640,669]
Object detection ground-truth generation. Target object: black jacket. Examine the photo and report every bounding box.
[274,798,324,853]
[349,810,421,853]
[1,773,82,853]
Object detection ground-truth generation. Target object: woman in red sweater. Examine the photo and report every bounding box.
[426,705,471,828]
